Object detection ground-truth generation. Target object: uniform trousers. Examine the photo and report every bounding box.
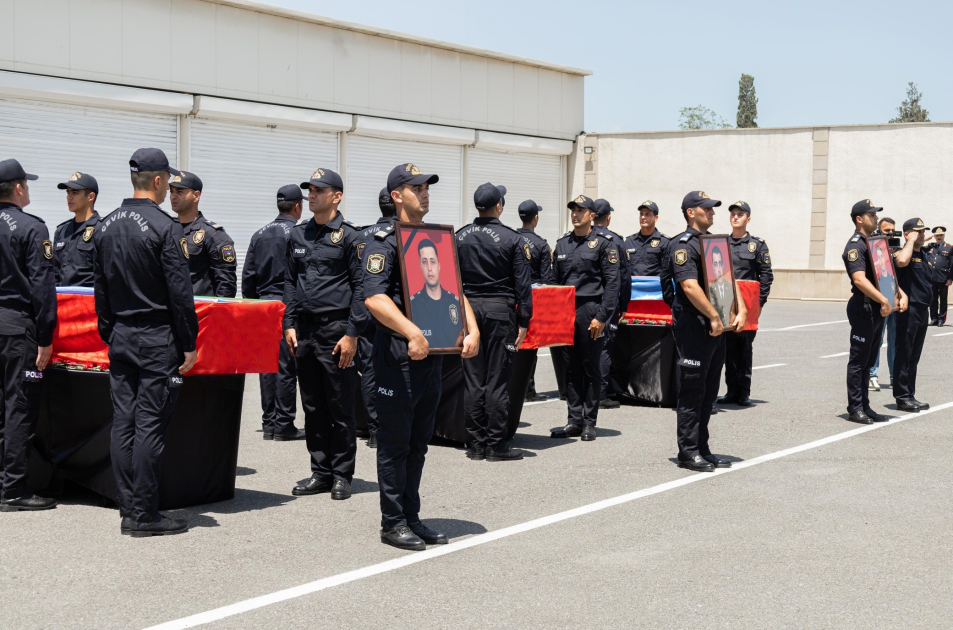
[930,282,948,324]
[598,314,620,400]
[259,335,297,436]
[373,329,442,530]
[108,319,182,523]
[0,310,42,501]
[295,315,357,483]
[565,301,605,427]
[462,298,517,451]
[892,303,929,402]
[356,332,378,434]
[724,330,757,399]
[525,354,539,398]
[846,295,885,414]
[673,309,726,461]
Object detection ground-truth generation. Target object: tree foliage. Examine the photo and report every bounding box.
[678,105,732,130]
[889,82,930,123]
[736,73,758,128]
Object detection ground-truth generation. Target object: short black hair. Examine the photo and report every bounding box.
[277,199,300,214]
[0,178,24,202]
[711,246,724,261]
[417,238,438,258]
[879,217,896,229]
[131,170,164,191]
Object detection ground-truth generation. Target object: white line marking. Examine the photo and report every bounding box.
[770,319,849,331]
[144,401,953,630]
[820,352,849,358]
[523,398,561,407]
[933,332,953,337]
[538,351,551,357]
[752,363,786,370]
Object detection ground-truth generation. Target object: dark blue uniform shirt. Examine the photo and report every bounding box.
[52,211,101,287]
[896,248,933,306]
[181,212,237,298]
[728,233,773,307]
[923,241,953,283]
[516,227,556,285]
[594,226,631,314]
[665,227,706,316]
[842,231,876,297]
[553,228,621,323]
[0,202,57,346]
[242,214,297,299]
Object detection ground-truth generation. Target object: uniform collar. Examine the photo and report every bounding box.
[181,213,207,234]
[122,197,162,209]
[310,211,344,232]
[570,227,594,241]
[517,227,534,234]
[474,217,501,226]
[0,202,23,212]
[684,226,702,237]
[80,211,101,227]
[637,228,661,241]
[274,214,297,223]
[730,232,750,243]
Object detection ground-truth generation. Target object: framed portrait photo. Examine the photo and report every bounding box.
[700,234,739,330]
[394,222,467,353]
[867,235,900,312]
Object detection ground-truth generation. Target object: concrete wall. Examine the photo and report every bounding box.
[0,0,586,140]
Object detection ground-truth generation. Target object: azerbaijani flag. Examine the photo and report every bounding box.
[619,277,761,330]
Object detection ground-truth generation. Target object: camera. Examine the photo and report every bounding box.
[886,230,902,249]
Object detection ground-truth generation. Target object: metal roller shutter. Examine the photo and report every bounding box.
[0,97,178,226]
[346,135,463,229]
[189,118,339,269]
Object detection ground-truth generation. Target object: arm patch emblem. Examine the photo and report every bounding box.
[221,244,236,263]
[847,249,858,262]
[674,249,688,265]
[367,253,385,274]
[608,249,619,264]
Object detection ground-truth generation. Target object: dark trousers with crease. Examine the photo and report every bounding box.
[724,330,757,399]
[846,295,884,414]
[566,301,604,427]
[463,298,517,451]
[930,282,948,323]
[599,314,620,400]
[892,303,929,402]
[356,332,378,434]
[259,335,297,435]
[0,310,42,502]
[673,308,726,461]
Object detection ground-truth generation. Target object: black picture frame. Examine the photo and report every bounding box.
[699,234,739,330]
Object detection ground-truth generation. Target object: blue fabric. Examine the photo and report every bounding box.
[630,276,663,301]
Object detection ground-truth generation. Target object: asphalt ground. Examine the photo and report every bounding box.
[2,301,952,629]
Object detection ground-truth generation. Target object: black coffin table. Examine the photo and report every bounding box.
[27,368,245,509]
[609,324,677,408]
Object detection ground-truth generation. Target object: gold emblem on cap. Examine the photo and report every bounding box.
[192,230,205,245]
[405,164,422,176]
[330,228,344,244]
[866,199,872,205]
[735,200,746,207]
[699,191,709,199]
[312,168,324,179]
[170,175,182,184]
[747,242,757,253]
[83,226,94,242]
[917,219,924,226]
[574,195,586,204]
[642,200,654,207]
[69,172,82,182]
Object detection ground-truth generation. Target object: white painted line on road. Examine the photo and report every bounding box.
[523,398,561,407]
[538,351,551,357]
[933,332,953,337]
[770,319,849,331]
[820,352,849,359]
[144,401,953,630]
[752,363,786,370]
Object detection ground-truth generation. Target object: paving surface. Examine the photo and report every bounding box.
[3,301,952,629]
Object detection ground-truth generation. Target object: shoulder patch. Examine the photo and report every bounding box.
[847,249,858,262]
[608,249,619,264]
[374,226,394,241]
[366,253,386,274]
[674,249,688,265]
[221,244,236,263]
[757,237,765,243]
[42,240,53,259]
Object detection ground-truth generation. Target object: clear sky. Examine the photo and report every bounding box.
[262,0,951,132]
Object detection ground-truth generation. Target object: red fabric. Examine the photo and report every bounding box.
[51,294,285,375]
[621,299,673,325]
[737,280,761,332]
[520,286,575,349]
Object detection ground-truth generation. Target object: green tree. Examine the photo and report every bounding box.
[736,73,758,128]
[889,82,930,123]
[678,105,732,130]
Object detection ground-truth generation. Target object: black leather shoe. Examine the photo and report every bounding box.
[703,454,732,468]
[525,392,547,402]
[599,398,620,409]
[716,394,738,405]
[367,430,378,449]
[912,398,930,410]
[408,520,448,545]
[331,479,351,500]
[121,516,134,535]
[262,430,274,441]
[466,444,485,460]
[130,515,188,537]
[848,410,873,424]
[864,407,888,422]
[559,395,567,401]
[486,447,524,461]
[0,494,57,512]
[292,478,333,496]
[381,525,426,551]
[550,423,583,438]
[735,397,752,407]
[274,428,306,441]
[678,455,714,472]
[895,400,920,413]
[581,426,597,441]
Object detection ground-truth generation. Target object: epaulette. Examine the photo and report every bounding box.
[679,232,693,242]
[559,231,572,240]
[342,220,356,229]
[410,294,415,301]
[757,237,765,243]
[209,223,224,230]
[600,232,616,240]
[374,226,395,240]
[850,234,861,243]
[56,217,73,228]
[22,211,45,223]
[659,233,670,240]
[296,219,308,226]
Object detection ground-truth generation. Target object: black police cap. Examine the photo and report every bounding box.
[933,226,947,235]
[379,187,395,210]
[301,167,343,191]
[474,182,506,211]
[129,148,180,176]
[567,195,594,210]
[387,163,439,194]
[592,198,613,217]
[902,217,928,232]
[728,200,751,214]
[169,171,203,192]
[0,159,39,184]
[57,172,99,195]
[277,184,303,202]
[681,191,721,211]
[851,199,883,217]
[637,200,659,214]
[518,199,542,216]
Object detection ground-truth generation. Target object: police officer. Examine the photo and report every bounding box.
[457,183,533,462]
[591,198,629,410]
[93,148,198,535]
[283,168,367,501]
[717,201,773,407]
[664,191,745,472]
[624,200,673,304]
[241,185,304,442]
[892,218,932,411]
[0,159,58,512]
[842,199,907,425]
[549,195,621,442]
[924,226,952,326]
[363,163,479,551]
[354,188,396,449]
[516,200,555,402]
[53,172,101,287]
[169,172,237,298]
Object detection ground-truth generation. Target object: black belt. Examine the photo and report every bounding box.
[469,296,515,306]
[299,309,350,325]
[0,304,29,317]
[575,295,601,307]
[116,312,172,325]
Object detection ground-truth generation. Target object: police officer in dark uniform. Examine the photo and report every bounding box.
[717,200,773,407]
[0,159,58,512]
[892,218,932,411]
[53,172,101,287]
[624,200,673,304]
[516,200,555,402]
[284,168,367,501]
[169,172,237,298]
[242,185,304,442]
[591,198,630,410]
[841,199,907,425]
[664,191,745,472]
[457,183,533,462]
[363,163,479,551]
[93,148,198,535]
[550,195,621,442]
[924,226,952,326]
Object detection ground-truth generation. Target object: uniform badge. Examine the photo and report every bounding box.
[917,218,924,227]
[406,163,422,176]
[642,199,654,207]
[221,244,236,263]
[367,253,385,274]
[699,191,709,199]
[674,249,688,265]
[587,239,597,249]
[523,243,532,260]
[69,172,82,182]
[170,175,182,184]
[763,253,771,264]
[312,168,325,179]
[42,240,53,260]
[650,238,660,248]
[847,249,858,262]
[747,242,757,253]
[574,195,586,204]
[357,243,366,260]
[624,249,630,260]
[608,249,619,264]
[180,238,189,259]
[83,226,94,242]
[192,230,205,245]
[449,303,459,325]
[331,228,344,244]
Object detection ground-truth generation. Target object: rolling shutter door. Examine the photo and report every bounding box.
[346,135,463,229]
[189,118,339,269]
[467,149,563,246]
[0,97,178,225]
